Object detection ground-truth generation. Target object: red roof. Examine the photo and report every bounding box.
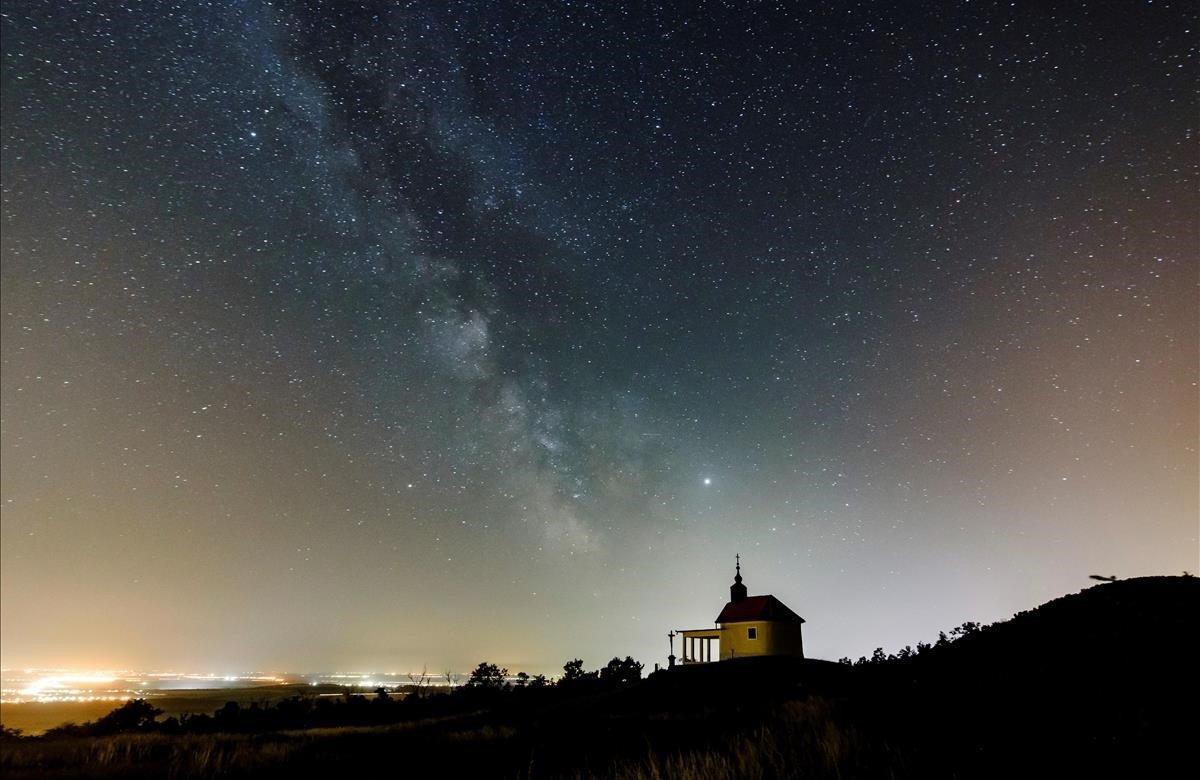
[715,595,805,625]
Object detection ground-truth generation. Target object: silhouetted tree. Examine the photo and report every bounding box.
[91,699,163,734]
[407,665,431,697]
[561,658,587,683]
[558,658,602,690]
[213,701,241,730]
[465,662,508,690]
[951,622,981,639]
[599,656,643,685]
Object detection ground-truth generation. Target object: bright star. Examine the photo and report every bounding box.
[703,477,712,486]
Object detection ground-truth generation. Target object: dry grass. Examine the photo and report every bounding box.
[3,732,261,778]
[0,698,910,779]
[0,731,308,778]
[603,699,908,780]
[0,698,901,779]
[0,713,491,779]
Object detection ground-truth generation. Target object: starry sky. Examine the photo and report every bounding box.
[2,1,1196,675]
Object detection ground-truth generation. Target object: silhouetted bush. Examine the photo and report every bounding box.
[465,661,509,690]
[599,656,644,685]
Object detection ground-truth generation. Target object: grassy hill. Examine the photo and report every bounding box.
[2,576,1195,778]
[835,575,1199,778]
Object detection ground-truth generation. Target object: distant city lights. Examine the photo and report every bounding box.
[0,668,461,704]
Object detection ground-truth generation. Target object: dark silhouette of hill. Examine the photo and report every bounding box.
[476,575,1198,778]
[1,576,1195,778]
[602,576,1197,778]
[907,574,1195,673]
[837,575,1200,778]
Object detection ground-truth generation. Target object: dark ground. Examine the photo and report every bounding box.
[2,576,1196,778]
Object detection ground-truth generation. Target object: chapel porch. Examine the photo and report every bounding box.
[677,628,721,664]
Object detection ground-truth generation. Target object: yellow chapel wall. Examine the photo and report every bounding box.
[719,620,804,660]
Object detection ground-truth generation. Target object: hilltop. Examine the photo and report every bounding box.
[835,575,1199,778]
[2,576,1195,778]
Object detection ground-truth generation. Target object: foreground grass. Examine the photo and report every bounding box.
[0,668,849,778]
[0,714,493,779]
[0,698,899,779]
[605,699,907,780]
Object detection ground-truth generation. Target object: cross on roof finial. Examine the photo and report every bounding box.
[731,553,746,598]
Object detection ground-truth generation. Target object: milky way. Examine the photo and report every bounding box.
[2,1,1196,673]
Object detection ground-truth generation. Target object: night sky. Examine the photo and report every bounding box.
[2,1,1196,675]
